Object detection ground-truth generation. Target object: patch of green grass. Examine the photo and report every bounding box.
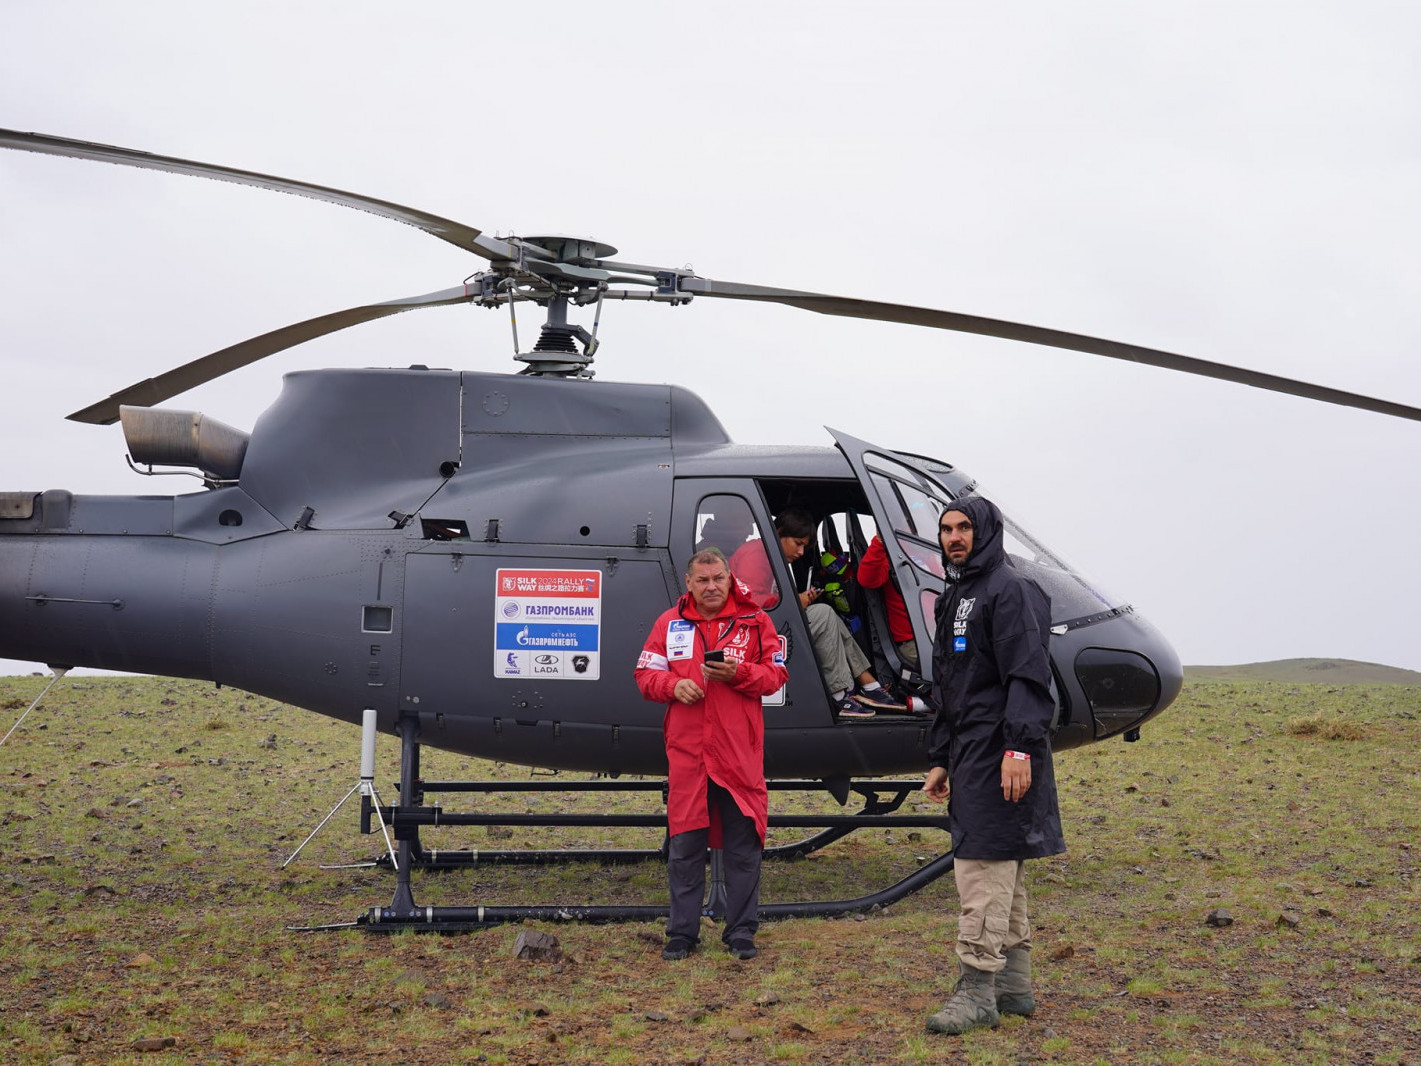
[3,674,1421,1063]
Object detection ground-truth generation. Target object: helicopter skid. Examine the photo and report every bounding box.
[353,848,958,934]
[328,775,954,933]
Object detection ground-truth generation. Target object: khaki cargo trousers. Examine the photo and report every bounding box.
[953,857,1031,972]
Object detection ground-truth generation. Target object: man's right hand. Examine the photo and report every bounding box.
[923,766,949,803]
[673,678,705,704]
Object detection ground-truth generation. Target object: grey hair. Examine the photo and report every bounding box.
[685,547,729,577]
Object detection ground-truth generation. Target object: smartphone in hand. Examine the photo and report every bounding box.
[703,650,725,663]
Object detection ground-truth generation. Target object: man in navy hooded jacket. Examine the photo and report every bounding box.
[922,496,1065,1035]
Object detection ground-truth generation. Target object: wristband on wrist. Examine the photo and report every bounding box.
[1004,750,1030,761]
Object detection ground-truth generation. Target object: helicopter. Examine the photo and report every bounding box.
[4,128,1419,927]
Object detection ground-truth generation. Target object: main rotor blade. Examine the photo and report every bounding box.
[683,278,1421,423]
[67,285,478,425]
[0,128,514,262]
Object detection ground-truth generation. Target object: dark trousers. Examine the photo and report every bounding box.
[666,779,762,944]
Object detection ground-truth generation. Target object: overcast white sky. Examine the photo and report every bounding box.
[3,1,1420,678]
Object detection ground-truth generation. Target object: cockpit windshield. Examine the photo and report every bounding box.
[864,451,1123,626]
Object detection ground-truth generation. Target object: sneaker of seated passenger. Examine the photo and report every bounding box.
[852,686,909,712]
[836,695,875,719]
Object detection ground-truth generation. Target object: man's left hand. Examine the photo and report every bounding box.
[1001,754,1031,803]
[702,659,738,684]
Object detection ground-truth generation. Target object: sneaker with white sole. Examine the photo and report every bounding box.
[836,695,875,719]
[853,687,909,713]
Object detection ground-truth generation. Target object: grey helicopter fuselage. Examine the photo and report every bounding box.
[0,366,1181,777]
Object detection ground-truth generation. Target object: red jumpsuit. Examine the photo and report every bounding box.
[728,540,779,610]
[635,581,787,844]
[857,533,914,645]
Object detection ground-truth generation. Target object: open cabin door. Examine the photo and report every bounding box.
[828,428,955,680]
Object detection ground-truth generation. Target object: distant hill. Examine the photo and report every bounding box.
[1185,658,1421,685]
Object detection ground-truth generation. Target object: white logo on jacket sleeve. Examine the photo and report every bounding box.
[638,650,670,671]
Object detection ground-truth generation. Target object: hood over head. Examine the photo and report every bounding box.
[940,495,1008,583]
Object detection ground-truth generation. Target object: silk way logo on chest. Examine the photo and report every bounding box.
[953,597,976,637]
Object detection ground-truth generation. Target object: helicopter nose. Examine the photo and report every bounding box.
[1064,613,1183,741]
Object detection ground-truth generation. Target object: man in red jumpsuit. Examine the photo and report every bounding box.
[635,548,788,961]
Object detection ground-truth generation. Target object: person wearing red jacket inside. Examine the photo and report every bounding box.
[635,548,788,962]
[857,533,920,671]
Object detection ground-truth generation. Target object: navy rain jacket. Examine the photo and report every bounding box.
[930,496,1066,861]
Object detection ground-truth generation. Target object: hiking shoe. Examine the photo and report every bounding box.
[996,947,1035,1016]
[836,696,875,719]
[727,939,758,960]
[662,936,696,961]
[853,687,909,712]
[926,965,999,1035]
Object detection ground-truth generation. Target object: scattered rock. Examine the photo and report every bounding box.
[1316,907,1334,918]
[514,930,564,962]
[644,1009,668,1022]
[1049,944,1075,961]
[726,1025,753,1042]
[125,952,157,968]
[83,884,116,897]
[786,1020,815,1034]
[486,826,514,839]
[1205,908,1233,928]
[530,1004,550,1017]
[132,1035,176,1051]
[259,734,277,750]
[1276,910,1302,930]
[423,992,453,1009]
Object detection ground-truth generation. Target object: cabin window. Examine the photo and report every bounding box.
[694,494,778,607]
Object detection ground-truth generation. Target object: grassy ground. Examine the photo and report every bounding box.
[1,674,1418,1064]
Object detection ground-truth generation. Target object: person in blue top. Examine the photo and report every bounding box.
[922,495,1065,1036]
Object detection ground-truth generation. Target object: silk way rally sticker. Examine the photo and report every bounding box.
[494,568,602,680]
